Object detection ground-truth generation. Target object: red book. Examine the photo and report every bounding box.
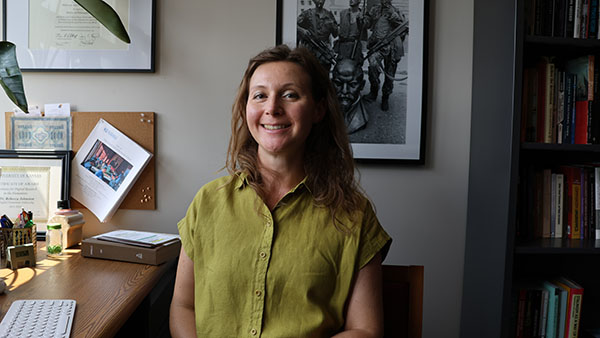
[574,101,589,144]
[553,277,584,338]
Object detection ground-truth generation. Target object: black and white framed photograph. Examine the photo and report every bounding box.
[277,0,428,162]
[0,150,71,227]
[3,0,155,72]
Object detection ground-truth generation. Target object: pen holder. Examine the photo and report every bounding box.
[0,226,37,268]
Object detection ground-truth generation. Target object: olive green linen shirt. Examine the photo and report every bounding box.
[178,174,391,337]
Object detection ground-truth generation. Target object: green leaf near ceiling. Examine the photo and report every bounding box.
[74,0,131,44]
[0,42,28,114]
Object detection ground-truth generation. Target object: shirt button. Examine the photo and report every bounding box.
[255,290,262,297]
[259,252,266,259]
[250,328,257,335]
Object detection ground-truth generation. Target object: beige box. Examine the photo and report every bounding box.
[63,223,84,248]
[81,237,180,265]
[48,212,85,248]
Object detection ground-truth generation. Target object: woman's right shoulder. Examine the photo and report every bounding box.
[193,174,241,200]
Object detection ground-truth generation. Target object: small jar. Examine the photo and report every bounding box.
[46,223,63,256]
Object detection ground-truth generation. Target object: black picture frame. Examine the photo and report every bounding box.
[3,0,156,72]
[276,0,428,163]
[0,150,72,231]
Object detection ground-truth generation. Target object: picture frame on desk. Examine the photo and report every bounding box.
[0,150,71,233]
[3,0,156,72]
[276,0,428,163]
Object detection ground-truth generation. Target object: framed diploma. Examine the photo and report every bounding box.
[3,0,155,72]
[0,150,71,228]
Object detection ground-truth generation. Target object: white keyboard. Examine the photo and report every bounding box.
[0,299,76,338]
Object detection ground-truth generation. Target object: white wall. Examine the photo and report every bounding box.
[0,1,473,337]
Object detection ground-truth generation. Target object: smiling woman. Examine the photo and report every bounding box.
[245,61,325,168]
[170,45,392,338]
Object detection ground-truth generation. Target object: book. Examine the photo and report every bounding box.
[556,173,565,238]
[566,55,594,144]
[595,167,600,239]
[590,0,599,38]
[539,287,550,338]
[581,167,588,239]
[557,283,568,338]
[538,58,550,143]
[574,0,583,38]
[555,0,568,37]
[591,54,600,143]
[545,60,557,143]
[581,0,590,38]
[525,66,541,142]
[81,236,181,265]
[544,169,553,238]
[585,166,596,239]
[564,72,576,143]
[516,288,528,338]
[567,0,577,37]
[554,277,584,338]
[552,172,558,237]
[560,166,576,238]
[543,281,561,338]
[572,167,583,239]
[557,68,566,143]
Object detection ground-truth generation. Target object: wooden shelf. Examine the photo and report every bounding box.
[521,142,600,152]
[515,239,600,254]
[525,35,600,48]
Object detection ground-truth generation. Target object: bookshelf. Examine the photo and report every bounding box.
[461,0,600,337]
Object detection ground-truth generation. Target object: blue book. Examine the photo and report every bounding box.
[556,283,568,338]
[543,281,561,338]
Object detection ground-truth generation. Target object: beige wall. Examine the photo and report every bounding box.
[0,1,473,337]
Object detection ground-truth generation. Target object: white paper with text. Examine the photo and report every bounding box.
[71,119,152,222]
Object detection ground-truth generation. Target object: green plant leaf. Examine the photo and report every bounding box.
[74,0,131,44]
[0,42,28,114]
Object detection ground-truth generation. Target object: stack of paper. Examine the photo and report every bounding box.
[95,230,180,248]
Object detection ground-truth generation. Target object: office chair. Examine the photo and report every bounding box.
[382,265,424,338]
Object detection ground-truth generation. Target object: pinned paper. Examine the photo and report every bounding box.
[13,105,41,116]
[44,103,71,117]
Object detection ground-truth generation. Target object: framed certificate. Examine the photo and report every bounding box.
[0,150,71,227]
[3,0,155,72]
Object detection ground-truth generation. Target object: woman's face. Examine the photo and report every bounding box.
[246,61,324,160]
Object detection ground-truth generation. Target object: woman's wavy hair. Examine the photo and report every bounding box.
[226,45,363,229]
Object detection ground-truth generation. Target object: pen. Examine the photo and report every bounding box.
[0,215,13,228]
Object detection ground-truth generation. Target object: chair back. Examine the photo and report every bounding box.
[382,265,424,338]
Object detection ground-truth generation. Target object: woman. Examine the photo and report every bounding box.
[170,45,391,337]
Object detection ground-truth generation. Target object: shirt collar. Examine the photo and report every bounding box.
[234,172,312,195]
[235,172,249,190]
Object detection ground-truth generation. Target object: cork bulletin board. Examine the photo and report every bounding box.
[5,111,156,210]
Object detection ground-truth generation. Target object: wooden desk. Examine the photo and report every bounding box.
[0,243,177,337]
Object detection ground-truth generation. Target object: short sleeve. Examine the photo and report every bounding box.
[177,191,201,260]
[357,201,392,269]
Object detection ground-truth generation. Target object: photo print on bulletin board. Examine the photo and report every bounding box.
[276,0,428,163]
[3,0,156,72]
